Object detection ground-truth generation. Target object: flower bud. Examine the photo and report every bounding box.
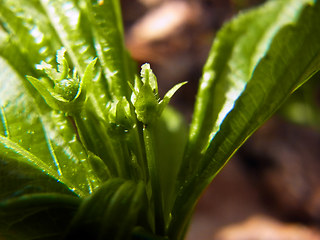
[54,78,79,101]
[26,48,97,115]
[107,97,135,138]
[130,63,186,125]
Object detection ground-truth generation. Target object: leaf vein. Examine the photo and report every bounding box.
[0,106,10,138]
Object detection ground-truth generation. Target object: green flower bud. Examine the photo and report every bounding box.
[134,83,159,124]
[130,63,187,125]
[26,48,97,115]
[54,78,79,101]
[107,97,135,138]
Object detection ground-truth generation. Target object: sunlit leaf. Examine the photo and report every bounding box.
[170,1,320,239]
[0,57,100,198]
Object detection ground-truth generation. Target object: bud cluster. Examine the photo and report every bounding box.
[26,48,96,115]
[130,63,187,125]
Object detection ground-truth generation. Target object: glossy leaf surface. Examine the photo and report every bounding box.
[0,194,80,240]
[1,0,319,239]
[86,0,134,99]
[170,1,320,239]
[0,57,98,198]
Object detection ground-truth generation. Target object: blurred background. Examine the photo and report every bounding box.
[121,0,320,239]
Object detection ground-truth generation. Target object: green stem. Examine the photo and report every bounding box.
[168,171,215,240]
[73,111,120,177]
[143,124,165,235]
[116,139,132,179]
[168,187,199,240]
[134,121,148,181]
[126,136,145,182]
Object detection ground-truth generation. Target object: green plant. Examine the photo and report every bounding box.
[0,0,319,239]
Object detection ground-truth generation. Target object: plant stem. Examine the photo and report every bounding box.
[73,111,120,177]
[127,126,148,182]
[135,121,148,181]
[143,123,165,235]
[169,171,215,240]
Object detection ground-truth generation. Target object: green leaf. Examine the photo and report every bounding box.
[85,0,134,99]
[38,0,111,113]
[0,0,58,68]
[0,193,80,240]
[0,142,75,201]
[171,1,320,239]
[64,179,149,240]
[158,81,187,115]
[0,30,38,79]
[201,0,320,190]
[0,57,101,198]
[153,107,187,224]
[39,0,95,72]
[182,0,314,177]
